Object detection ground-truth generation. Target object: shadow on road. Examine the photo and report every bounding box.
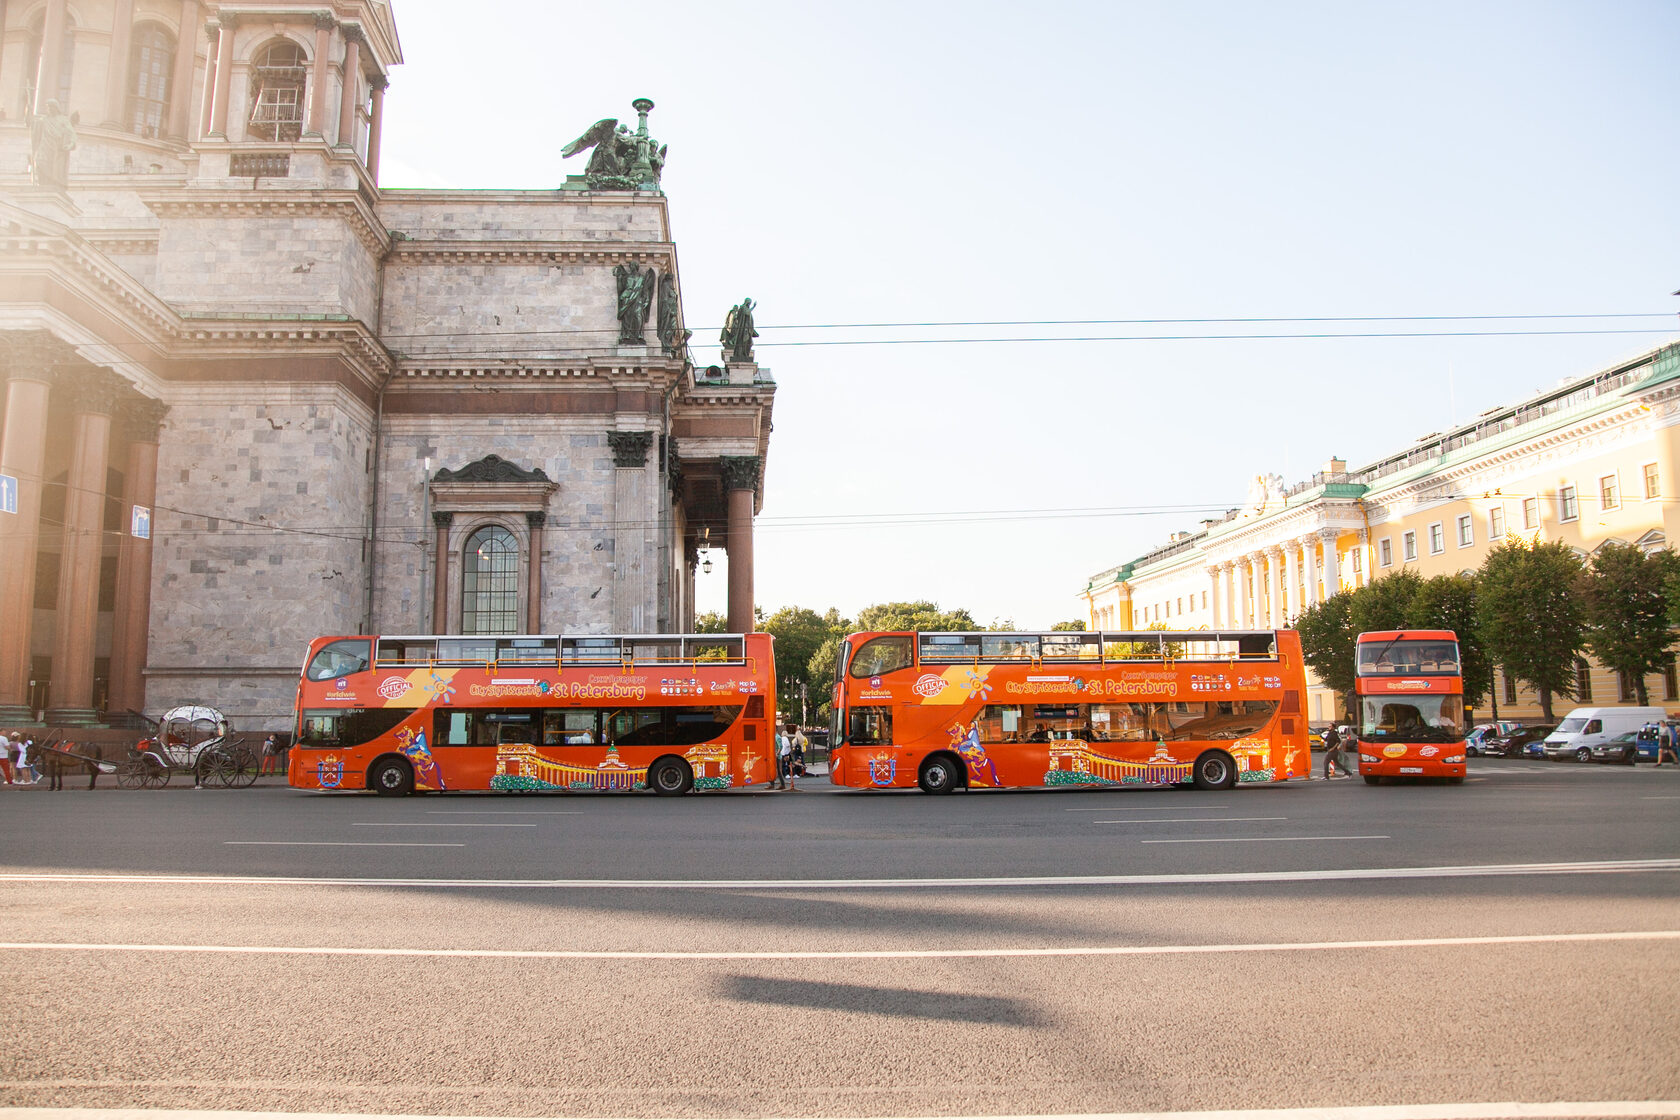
[720,973,1049,1026]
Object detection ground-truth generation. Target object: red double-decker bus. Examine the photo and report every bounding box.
[827,629,1311,793]
[289,632,777,796]
[1353,629,1466,785]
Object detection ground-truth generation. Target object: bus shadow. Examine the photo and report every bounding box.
[719,974,1049,1027]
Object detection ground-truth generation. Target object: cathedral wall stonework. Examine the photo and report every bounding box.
[154,215,381,322]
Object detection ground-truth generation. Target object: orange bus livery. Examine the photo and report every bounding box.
[827,629,1311,793]
[1353,629,1466,785]
[290,632,776,795]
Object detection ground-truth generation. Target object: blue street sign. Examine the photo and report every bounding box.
[0,473,16,515]
[131,504,151,540]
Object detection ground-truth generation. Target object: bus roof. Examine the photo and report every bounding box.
[1355,630,1457,642]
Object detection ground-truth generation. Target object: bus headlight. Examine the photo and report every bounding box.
[1443,755,1465,764]
[1361,754,1379,764]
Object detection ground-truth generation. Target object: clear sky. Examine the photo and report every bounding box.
[378,0,1680,630]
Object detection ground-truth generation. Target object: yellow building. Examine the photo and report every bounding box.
[1082,341,1680,724]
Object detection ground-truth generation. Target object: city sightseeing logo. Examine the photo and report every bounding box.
[377,677,411,700]
[912,674,946,698]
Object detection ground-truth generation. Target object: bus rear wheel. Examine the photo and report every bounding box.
[918,755,961,794]
[368,757,413,796]
[1191,751,1236,791]
[648,757,693,796]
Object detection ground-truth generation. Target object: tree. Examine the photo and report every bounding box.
[1348,569,1424,635]
[1051,620,1087,631]
[807,601,978,722]
[694,610,728,634]
[1296,591,1356,716]
[1580,542,1676,705]
[1406,573,1491,710]
[761,605,848,725]
[1476,538,1587,720]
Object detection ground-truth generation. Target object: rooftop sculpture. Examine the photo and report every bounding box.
[561,98,665,190]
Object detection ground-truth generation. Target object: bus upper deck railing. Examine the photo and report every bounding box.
[367,633,757,672]
[911,630,1283,666]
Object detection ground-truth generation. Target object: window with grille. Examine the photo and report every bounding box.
[1665,663,1677,702]
[1490,507,1505,539]
[1574,657,1592,702]
[462,526,519,635]
[126,24,173,138]
[1403,531,1417,562]
[1644,463,1661,500]
[1599,474,1619,511]
[1456,514,1473,548]
[248,41,307,141]
[1560,485,1578,522]
[1428,522,1445,554]
[1618,670,1635,703]
[1503,672,1517,705]
[1522,497,1538,529]
[1379,538,1392,567]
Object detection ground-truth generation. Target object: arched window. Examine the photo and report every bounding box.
[22,13,75,116]
[248,39,307,141]
[126,24,174,138]
[462,526,519,635]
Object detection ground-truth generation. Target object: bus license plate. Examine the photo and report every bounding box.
[1400,766,1423,774]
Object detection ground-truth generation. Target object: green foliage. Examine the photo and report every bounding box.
[855,600,979,633]
[760,605,850,723]
[1348,569,1424,635]
[1295,592,1357,701]
[1407,573,1491,709]
[1051,620,1088,631]
[693,610,728,634]
[1476,538,1587,719]
[1580,542,1677,706]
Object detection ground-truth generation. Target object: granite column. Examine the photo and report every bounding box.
[0,334,59,723]
[721,456,761,635]
[107,397,168,718]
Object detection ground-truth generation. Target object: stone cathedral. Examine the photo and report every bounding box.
[0,0,776,731]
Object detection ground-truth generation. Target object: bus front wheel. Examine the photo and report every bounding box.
[918,755,961,794]
[368,757,413,796]
[1191,751,1236,791]
[648,757,693,796]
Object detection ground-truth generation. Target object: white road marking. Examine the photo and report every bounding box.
[1093,817,1287,824]
[350,822,536,828]
[1,1105,1677,1120]
[1,858,1675,890]
[0,929,1673,963]
[223,842,465,848]
[1066,805,1224,811]
[1141,835,1390,844]
[426,810,582,815]
[1641,796,1680,800]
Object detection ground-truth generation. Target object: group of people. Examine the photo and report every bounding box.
[768,722,808,790]
[0,730,38,785]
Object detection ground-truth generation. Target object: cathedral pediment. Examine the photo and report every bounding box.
[433,455,550,484]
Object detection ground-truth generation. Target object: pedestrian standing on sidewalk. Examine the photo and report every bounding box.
[260,734,281,777]
[773,724,794,790]
[1659,722,1678,767]
[15,735,37,784]
[0,730,12,785]
[1320,723,1342,779]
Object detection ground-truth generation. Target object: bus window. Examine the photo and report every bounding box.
[297,706,409,747]
[608,708,665,745]
[920,634,980,663]
[305,640,370,681]
[982,635,1039,661]
[849,706,893,745]
[543,710,597,746]
[1042,633,1100,660]
[978,704,1024,742]
[850,636,913,678]
[669,706,743,745]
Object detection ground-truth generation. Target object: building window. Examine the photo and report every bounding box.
[1490,507,1505,540]
[1177,597,1183,614]
[248,40,308,141]
[1456,514,1473,548]
[1522,497,1539,530]
[1618,670,1635,703]
[1403,530,1417,562]
[1379,538,1393,567]
[1644,462,1661,500]
[1599,473,1620,512]
[1664,663,1677,703]
[1559,485,1578,522]
[126,24,174,138]
[462,525,519,635]
[1428,522,1445,554]
[1503,672,1517,705]
[1201,590,1207,610]
[1574,657,1592,702]
[1351,547,1363,577]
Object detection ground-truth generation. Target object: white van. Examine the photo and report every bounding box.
[1541,707,1667,762]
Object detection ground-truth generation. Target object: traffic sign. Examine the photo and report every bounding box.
[0,472,16,515]
[131,504,151,539]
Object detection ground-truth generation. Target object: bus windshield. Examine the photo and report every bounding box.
[1360,695,1464,743]
[1357,639,1460,676]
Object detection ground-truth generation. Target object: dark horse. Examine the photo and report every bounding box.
[39,738,102,790]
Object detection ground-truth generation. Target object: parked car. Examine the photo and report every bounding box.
[1542,707,1667,762]
[1589,730,1642,765]
[1307,728,1325,750]
[1486,725,1554,758]
[1465,721,1520,757]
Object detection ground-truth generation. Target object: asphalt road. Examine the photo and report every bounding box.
[1,756,1677,1119]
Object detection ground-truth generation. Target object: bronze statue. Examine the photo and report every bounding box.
[29,99,76,190]
[657,273,680,355]
[562,101,666,190]
[615,264,656,344]
[721,298,757,364]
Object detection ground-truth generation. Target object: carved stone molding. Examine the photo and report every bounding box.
[525,511,547,529]
[720,455,762,493]
[314,12,337,31]
[608,430,654,468]
[432,511,454,529]
[215,11,238,30]
[60,365,129,416]
[120,396,170,442]
[434,454,551,484]
[384,240,676,268]
[0,330,67,385]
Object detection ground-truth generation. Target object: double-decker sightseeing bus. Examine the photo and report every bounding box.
[827,629,1310,793]
[1353,629,1466,785]
[289,632,777,796]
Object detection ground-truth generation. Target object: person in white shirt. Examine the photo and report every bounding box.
[0,730,12,785]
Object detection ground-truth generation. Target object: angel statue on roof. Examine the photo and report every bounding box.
[561,99,667,190]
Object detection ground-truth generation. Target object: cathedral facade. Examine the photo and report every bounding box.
[0,1,775,730]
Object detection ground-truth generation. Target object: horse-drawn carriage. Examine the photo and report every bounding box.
[116,706,258,789]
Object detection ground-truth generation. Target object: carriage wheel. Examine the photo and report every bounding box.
[225,746,259,788]
[117,759,148,789]
[141,760,170,789]
[200,749,236,788]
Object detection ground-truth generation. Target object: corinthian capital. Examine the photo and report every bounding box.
[121,397,170,442]
[720,455,762,493]
[608,430,654,468]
